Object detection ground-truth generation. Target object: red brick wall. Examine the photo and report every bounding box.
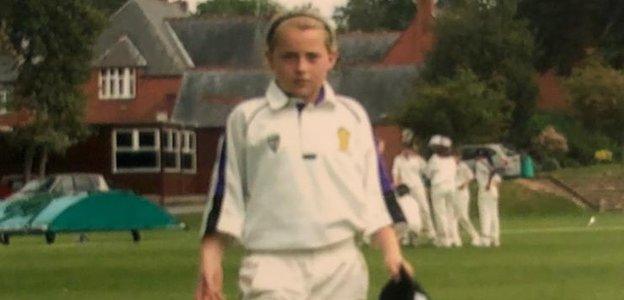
[373,124,403,171]
[83,69,181,124]
[536,70,571,112]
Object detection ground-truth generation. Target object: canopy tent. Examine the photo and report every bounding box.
[0,190,182,244]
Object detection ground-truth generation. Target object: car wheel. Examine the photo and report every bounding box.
[131,230,141,243]
[45,232,56,244]
[1,233,9,245]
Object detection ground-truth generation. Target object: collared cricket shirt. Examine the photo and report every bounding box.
[392,153,427,192]
[202,81,391,250]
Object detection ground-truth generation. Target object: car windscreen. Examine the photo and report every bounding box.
[20,178,54,193]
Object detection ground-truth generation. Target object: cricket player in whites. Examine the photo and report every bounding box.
[475,150,502,247]
[196,10,412,300]
[392,129,436,243]
[426,135,456,248]
[449,152,481,247]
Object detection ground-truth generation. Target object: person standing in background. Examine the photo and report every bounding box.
[425,135,456,248]
[392,130,436,242]
[449,151,481,247]
[475,150,502,247]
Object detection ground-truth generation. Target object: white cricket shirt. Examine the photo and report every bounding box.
[392,152,427,192]
[211,81,391,250]
[426,154,457,189]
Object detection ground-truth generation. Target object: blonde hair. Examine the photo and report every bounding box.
[266,10,337,53]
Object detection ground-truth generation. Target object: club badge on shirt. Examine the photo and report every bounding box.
[337,127,350,152]
[267,134,280,152]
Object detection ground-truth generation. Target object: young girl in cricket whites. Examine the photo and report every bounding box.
[196,9,413,300]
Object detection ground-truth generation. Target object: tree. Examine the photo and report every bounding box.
[598,0,624,69]
[398,69,512,145]
[517,0,605,75]
[565,57,624,144]
[423,0,537,144]
[196,0,282,17]
[333,0,416,32]
[2,0,105,179]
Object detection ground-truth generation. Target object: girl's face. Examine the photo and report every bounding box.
[266,20,337,103]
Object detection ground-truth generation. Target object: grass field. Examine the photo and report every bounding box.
[1,181,623,300]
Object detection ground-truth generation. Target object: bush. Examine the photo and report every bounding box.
[560,157,581,168]
[594,149,613,163]
[565,58,624,144]
[532,125,568,159]
[542,157,561,171]
[527,112,618,165]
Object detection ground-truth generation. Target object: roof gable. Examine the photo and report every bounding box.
[94,36,147,67]
[93,0,192,75]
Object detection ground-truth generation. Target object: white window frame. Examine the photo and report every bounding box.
[99,67,136,100]
[0,89,8,115]
[180,130,197,173]
[112,128,160,173]
[162,129,180,172]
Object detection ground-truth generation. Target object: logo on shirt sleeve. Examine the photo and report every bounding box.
[337,127,350,152]
[267,134,280,152]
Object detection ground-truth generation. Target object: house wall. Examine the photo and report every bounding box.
[536,70,570,111]
[373,124,403,171]
[83,69,182,124]
[43,125,223,198]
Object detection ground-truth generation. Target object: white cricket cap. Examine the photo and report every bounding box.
[440,136,452,147]
[428,135,442,147]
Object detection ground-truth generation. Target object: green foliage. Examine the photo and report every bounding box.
[333,0,416,32]
[517,0,604,75]
[541,157,560,172]
[423,0,537,143]
[564,58,624,144]
[599,1,624,69]
[196,0,282,17]
[526,112,619,165]
[518,0,624,73]
[2,0,105,171]
[398,69,512,144]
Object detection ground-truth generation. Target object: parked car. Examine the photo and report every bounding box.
[0,174,30,200]
[0,173,182,245]
[460,144,521,177]
[4,173,109,202]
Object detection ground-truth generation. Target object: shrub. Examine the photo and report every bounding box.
[532,125,568,158]
[542,157,561,171]
[594,149,613,162]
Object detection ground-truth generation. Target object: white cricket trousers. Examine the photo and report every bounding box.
[449,189,480,246]
[239,238,368,300]
[410,185,436,238]
[395,193,422,243]
[431,186,455,247]
[478,193,500,246]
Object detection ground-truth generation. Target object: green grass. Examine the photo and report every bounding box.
[1,181,623,299]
